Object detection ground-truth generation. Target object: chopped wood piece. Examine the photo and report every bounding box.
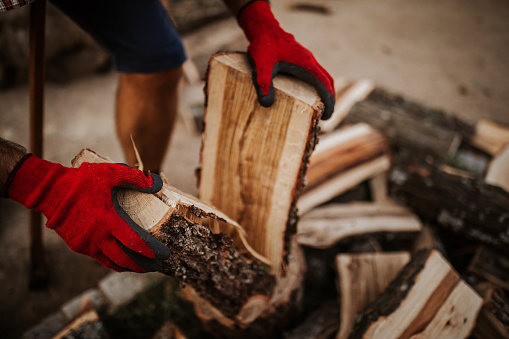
[72,149,275,321]
[345,88,469,160]
[408,281,484,339]
[486,145,509,192]
[336,252,410,339]
[199,51,322,276]
[320,78,375,133]
[298,123,391,214]
[473,282,509,339]
[471,119,509,156]
[468,246,509,291]
[53,310,108,339]
[284,300,340,339]
[349,249,483,339]
[389,156,509,253]
[297,202,422,249]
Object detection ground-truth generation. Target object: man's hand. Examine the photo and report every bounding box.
[237,0,335,119]
[3,154,170,272]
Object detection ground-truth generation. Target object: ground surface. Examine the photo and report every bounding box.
[0,0,508,338]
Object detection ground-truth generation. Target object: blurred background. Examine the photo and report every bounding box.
[0,0,508,338]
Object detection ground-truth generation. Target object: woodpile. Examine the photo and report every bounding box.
[72,53,509,338]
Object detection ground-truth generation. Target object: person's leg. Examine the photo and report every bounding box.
[116,66,183,171]
[49,0,187,171]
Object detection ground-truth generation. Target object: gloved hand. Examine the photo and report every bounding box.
[238,0,335,120]
[4,154,170,273]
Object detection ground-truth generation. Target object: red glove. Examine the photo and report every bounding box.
[238,0,335,120]
[4,154,170,273]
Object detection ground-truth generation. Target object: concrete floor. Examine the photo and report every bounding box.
[1,0,508,337]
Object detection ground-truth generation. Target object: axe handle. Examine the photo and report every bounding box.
[28,0,48,289]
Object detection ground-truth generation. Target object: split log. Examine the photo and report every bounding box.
[298,123,391,214]
[53,309,108,339]
[336,252,410,339]
[193,51,322,335]
[297,202,422,249]
[468,246,509,291]
[349,249,483,339]
[199,51,321,274]
[473,282,509,339]
[389,155,509,254]
[486,145,509,192]
[470,119,509,156]
[72,150,275,323]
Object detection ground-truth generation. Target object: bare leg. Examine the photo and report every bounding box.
[116,66,183,172]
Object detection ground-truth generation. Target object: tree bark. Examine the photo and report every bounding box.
[344,88,472,160]
[473,282,509,339]
[72,149,275,321]
[389,155,509,253]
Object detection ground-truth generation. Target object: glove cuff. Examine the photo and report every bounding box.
[237,0,269,20]
[238,0,280,41]
[1,153,33,198]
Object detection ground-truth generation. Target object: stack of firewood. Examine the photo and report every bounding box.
[288,77,509,339]
[60,53,508,339]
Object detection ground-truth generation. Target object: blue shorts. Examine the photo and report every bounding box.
[50,0,187,73]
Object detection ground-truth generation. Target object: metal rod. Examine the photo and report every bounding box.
[28,0,49,289]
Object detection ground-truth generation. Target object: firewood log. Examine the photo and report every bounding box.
[348,249,483,339]
[298,123,391,214]
[53,309,108,339]
[194,51,323,336]
[468,246,509,291]
[72,150,275,323]
[470,119,509,156]
[389,155,509,254]
[297,202,422,249]
[344,88,470,160]
[473,282,509,339]
[335,252,410,339]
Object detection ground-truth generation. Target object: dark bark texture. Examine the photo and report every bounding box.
[152,213,275,319]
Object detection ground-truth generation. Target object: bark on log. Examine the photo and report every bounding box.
[344,88,472,160]
[298,123,391,214]
[297,202,422,249]
[473,282,509,339]
[336,252,410,339]
[72,150,275,321]
[468,246,509,291]
[389,155,509,254]
[337,85,509,255]
[348,249,483,339]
